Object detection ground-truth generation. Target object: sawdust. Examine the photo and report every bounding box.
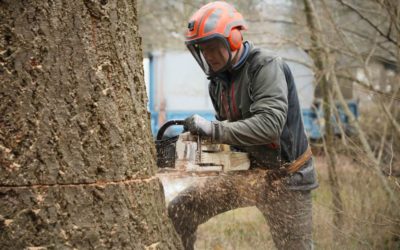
[162,169,313,249]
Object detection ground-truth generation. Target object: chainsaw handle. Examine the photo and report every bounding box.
[156,120,185,140]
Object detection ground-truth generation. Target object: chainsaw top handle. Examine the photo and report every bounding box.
[156,120,185,140]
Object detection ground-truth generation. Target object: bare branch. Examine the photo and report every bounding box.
[337,0,399,47]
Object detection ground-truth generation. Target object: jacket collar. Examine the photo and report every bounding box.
[231,41,251,71]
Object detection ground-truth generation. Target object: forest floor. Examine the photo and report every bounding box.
[161,155,400,250]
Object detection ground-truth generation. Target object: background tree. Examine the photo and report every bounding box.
[301,0,400,246]
[303,0,344,233]
[0,0,182,249]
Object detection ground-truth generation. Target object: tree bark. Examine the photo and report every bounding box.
[0,0,182,249]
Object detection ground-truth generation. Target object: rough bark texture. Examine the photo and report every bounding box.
[0,0,182,249]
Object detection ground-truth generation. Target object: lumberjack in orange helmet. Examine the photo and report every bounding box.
[185,1,247,75]
[170,2,318,250]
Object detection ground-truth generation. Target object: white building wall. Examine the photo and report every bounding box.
[148,51,213,113]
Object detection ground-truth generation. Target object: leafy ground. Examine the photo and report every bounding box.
[162,155,400,250]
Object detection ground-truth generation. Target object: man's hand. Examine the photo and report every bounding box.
[184,114,212,137]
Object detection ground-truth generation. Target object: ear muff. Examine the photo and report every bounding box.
[228,29,242,51]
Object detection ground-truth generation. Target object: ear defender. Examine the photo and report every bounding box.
[228,29,242,51]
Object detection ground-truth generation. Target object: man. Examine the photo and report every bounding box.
[168,2,318,250]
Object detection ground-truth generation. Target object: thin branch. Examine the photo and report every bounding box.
[336,73,400,102]
[331,66,398,206]
[389,136,394,177]
[337,0,399,47]
[380,88,400,136]
[246,17,298,26]
[341,27,398,59]
[377,121,389,164]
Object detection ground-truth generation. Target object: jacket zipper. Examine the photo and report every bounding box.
[230,81,239,119]
[221,89,231,120]
[221,80,240,120]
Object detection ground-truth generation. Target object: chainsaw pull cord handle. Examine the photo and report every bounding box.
[156,120,185,140]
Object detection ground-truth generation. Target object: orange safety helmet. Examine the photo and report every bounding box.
[185,1,247,75]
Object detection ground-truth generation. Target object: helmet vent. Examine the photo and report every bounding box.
[188,21,195,31]
[204,8,222,33]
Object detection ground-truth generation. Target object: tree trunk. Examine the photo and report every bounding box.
[0,0,182,249]
[303,0,344,231]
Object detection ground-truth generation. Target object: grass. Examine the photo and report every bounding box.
[196,207,273,250]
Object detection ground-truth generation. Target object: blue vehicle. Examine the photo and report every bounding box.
[302,99,359,140]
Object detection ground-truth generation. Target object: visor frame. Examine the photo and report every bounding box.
[186,34,232,76]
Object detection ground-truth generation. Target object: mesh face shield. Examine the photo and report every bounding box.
[186,36,232,76]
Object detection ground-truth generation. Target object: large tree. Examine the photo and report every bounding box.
[0,0,181,249]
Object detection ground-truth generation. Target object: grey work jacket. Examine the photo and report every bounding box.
[209,42,318,191]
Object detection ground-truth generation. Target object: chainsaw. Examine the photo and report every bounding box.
[155,120,250,176]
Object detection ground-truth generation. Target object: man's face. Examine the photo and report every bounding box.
[199,39,230,72]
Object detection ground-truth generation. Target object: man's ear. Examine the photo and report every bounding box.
[228,29,242,51]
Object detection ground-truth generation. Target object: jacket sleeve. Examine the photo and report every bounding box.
[213,57,288,146]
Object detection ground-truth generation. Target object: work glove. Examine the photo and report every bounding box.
[184,114,213,138]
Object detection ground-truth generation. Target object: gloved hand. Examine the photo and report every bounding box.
[184,114,213,137]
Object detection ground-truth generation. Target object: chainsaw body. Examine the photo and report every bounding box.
[156,120,250,174]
